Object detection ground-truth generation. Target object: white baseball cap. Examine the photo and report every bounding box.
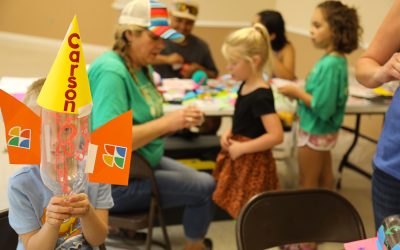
[119,0,184,42]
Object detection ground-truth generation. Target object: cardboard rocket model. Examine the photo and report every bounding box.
[0,16,132,195]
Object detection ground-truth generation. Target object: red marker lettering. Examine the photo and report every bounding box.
[63,33,81,112]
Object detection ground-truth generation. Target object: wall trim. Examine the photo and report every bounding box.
[0,31,107,53]
[287,26,310,37]
[195,21,312,39]
[0,27,366,49]
[196,20,249,28]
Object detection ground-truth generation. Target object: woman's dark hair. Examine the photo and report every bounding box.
[257,10,288,52]
[318,0,362,54]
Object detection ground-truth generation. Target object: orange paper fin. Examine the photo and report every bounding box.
[0,89,41,164]
[87,110,132,185]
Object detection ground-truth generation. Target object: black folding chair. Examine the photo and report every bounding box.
[236,189,366,250]
[0,209,18,250]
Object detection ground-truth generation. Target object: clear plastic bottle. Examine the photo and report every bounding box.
[380,215,400,250]
[40,108,91,195]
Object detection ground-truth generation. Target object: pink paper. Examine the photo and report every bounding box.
[344,237,380,250]
[12,93,25,101]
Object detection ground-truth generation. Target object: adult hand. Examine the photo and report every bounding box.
[228,139,244,160]
[220,130,232,151]
[167,53,184,65]
[180,63,200,78]
[163,106,204,132]
[68,193,92,218]
[375,52,400,83]
[186,105,205,127]
[45,196,72,228]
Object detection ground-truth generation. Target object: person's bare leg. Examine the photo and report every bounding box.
[298,146,324,188]
[294,146,323,250]
[319,150,334,189]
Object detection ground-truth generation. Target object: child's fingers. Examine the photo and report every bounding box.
[49,196,69,206]
[47,210,71,221]
[67,193,88,203]
[68,200,90,209]
[70,206,90,216]
[45,206,71,226]
[48,197,72,213]
[67,193,91,217]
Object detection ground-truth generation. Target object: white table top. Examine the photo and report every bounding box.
[164,95,390,117]
[0,76,390,116]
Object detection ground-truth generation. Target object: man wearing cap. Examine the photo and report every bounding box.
[153,0,218,79]
[88,0,215,249]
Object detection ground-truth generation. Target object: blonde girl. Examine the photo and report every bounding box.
[212,23,284,218]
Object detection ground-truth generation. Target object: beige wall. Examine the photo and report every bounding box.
[0,0,119,46]
[0,0,274,47]
[276,0,395,47]
[194,27,365,79]
[164,0,276,23]
[0,0,393,48]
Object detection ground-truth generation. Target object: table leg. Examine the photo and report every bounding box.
[336,114,372,189]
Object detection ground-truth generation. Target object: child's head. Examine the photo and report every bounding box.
[222,23,272,81]
[23,78,45,115]
[256,10,288,52]
[311,0,361,54]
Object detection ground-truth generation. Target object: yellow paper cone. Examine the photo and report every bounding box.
[37,15,92,114]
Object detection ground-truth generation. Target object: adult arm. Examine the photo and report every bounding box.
[272,43,296,80]
[131,107,203,150]
[180,62,218,79]
[152,53,184,65]
[356,0,400,88]
[180,42,218,78]
[90,71,204,151]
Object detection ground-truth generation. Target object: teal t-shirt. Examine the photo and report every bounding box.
[88,51,164,167]
[297,54,348,134]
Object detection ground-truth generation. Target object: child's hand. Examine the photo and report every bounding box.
[68,193,92,218]
[278,85,301,99]
[228,139,244,160]
[220,130,232,151]
[45,196,72,228]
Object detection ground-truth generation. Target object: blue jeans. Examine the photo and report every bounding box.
[111,157,216,240]
[372,165,400,230]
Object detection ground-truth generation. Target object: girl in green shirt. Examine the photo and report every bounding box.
[278,1,361,190]
[278,2,361,250]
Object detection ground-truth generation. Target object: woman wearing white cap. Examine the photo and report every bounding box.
[88,0,214,249]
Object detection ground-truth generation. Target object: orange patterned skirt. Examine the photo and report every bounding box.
[212,135,279,218]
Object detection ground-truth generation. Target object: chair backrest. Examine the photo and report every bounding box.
[0,209,18,250]
[108,152,171,250]
[129,151,160,196]
[130,152,155,179]
[236,189,366,250]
